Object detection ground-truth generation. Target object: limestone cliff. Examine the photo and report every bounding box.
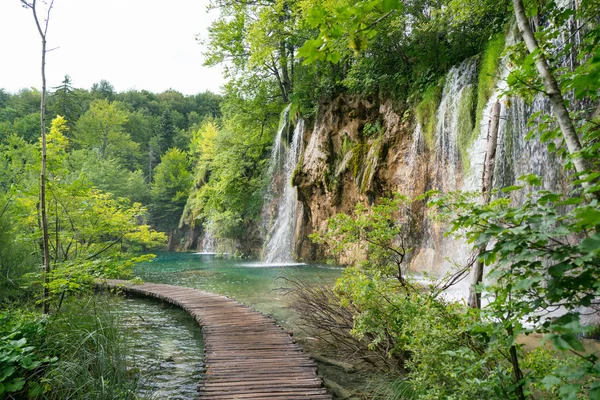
[292,54,567,277]
[292,95,430,266]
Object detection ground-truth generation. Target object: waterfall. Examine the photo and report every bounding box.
[411,59,478,278]
[433,59,478,192]
[200,230,216,254]
[494,94,567,201]
[262,114,304,263]
[411,32,569,297]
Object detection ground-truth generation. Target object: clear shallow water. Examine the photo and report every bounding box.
[133,252,343,326]
[114,296,204,399]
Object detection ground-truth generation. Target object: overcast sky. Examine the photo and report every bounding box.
[0,0,225,95]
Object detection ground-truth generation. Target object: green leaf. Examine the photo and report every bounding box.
[576,208,600,227]
[28,381,44,397]
[548,262,571,277]
[589,381,600,400]
[559,384,580,398]
[305,5,327,27]
[519,174,542,186]
[562,334,585,352]
[580,233,600,253]
[4,377,25,393]
[382,0,401,11]
[548,333,585,352]
[541,375,561,389]
[0,366,16,381]
[501,185,523,193]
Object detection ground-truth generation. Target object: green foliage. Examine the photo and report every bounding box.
[431,178,600,399]
[0,298,145,399]
[0,311,55,398]
[150,148,193,231]
[180,81,281,252]
[73,99,138,160]
[311,193,416,278]
[298,0,403,63]
[0,116,166,310]
[313,181,600,399]
[41,296,141,400]
[363,120,382,137]
[0,135,39,306]
[50,74,81,127]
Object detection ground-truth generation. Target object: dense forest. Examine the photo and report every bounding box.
[2,0,600,398]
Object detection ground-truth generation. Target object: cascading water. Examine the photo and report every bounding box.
[411,27,570,298]
[199,229,217,254]
[261,105,291,234]
[262,115,304,263]
[411,59,478,279]
[433,59,478,192]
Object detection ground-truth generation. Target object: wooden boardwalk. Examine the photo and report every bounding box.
[102,280,331,400]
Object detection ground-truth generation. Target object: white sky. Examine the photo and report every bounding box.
[0,0,225,95]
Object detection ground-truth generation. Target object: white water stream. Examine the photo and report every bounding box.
[262,116,304,263]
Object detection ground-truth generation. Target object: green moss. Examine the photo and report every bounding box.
[360,163,373,193]
[341,135,355,156]
[456,33,505,174]
[473,33,505,136]
[359,137,383,194]
[291,154,304,186]
[415,82,443,149]
[456,84,477,172]
[350,143,368,178]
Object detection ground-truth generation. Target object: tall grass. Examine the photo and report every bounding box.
[42,295,141,400]
[367,376,420,400]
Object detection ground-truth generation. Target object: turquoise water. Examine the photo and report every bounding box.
[114,296,204,399]
[133,252,342,327]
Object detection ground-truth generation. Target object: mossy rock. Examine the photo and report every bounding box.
[415,81,443,149]
[456,84,477,173]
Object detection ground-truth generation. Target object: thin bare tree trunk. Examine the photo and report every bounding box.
[23,0,54,314]
[469,101,500,309]
[512,0,592,181]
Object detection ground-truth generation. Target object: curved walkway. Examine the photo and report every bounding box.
[102,279,331,400]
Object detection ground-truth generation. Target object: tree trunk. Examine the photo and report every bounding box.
[469,101,500,309]
[512,0,592,182]
[24,0,54,314]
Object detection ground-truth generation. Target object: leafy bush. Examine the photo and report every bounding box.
[432,176,600,399]
[309,187,600,399]
[0,311,54,398]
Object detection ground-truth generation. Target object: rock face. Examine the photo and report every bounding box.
[293,55,567,279]
[293,95,430,265]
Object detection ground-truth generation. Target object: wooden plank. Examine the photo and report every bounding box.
[101,279,332,400]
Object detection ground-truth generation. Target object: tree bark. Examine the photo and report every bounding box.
[469,101,500,309]
[512,0,592,182]
[23,0,54,314]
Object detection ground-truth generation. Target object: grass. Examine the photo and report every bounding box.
[367,375,420,400]
[42,295,142,400]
